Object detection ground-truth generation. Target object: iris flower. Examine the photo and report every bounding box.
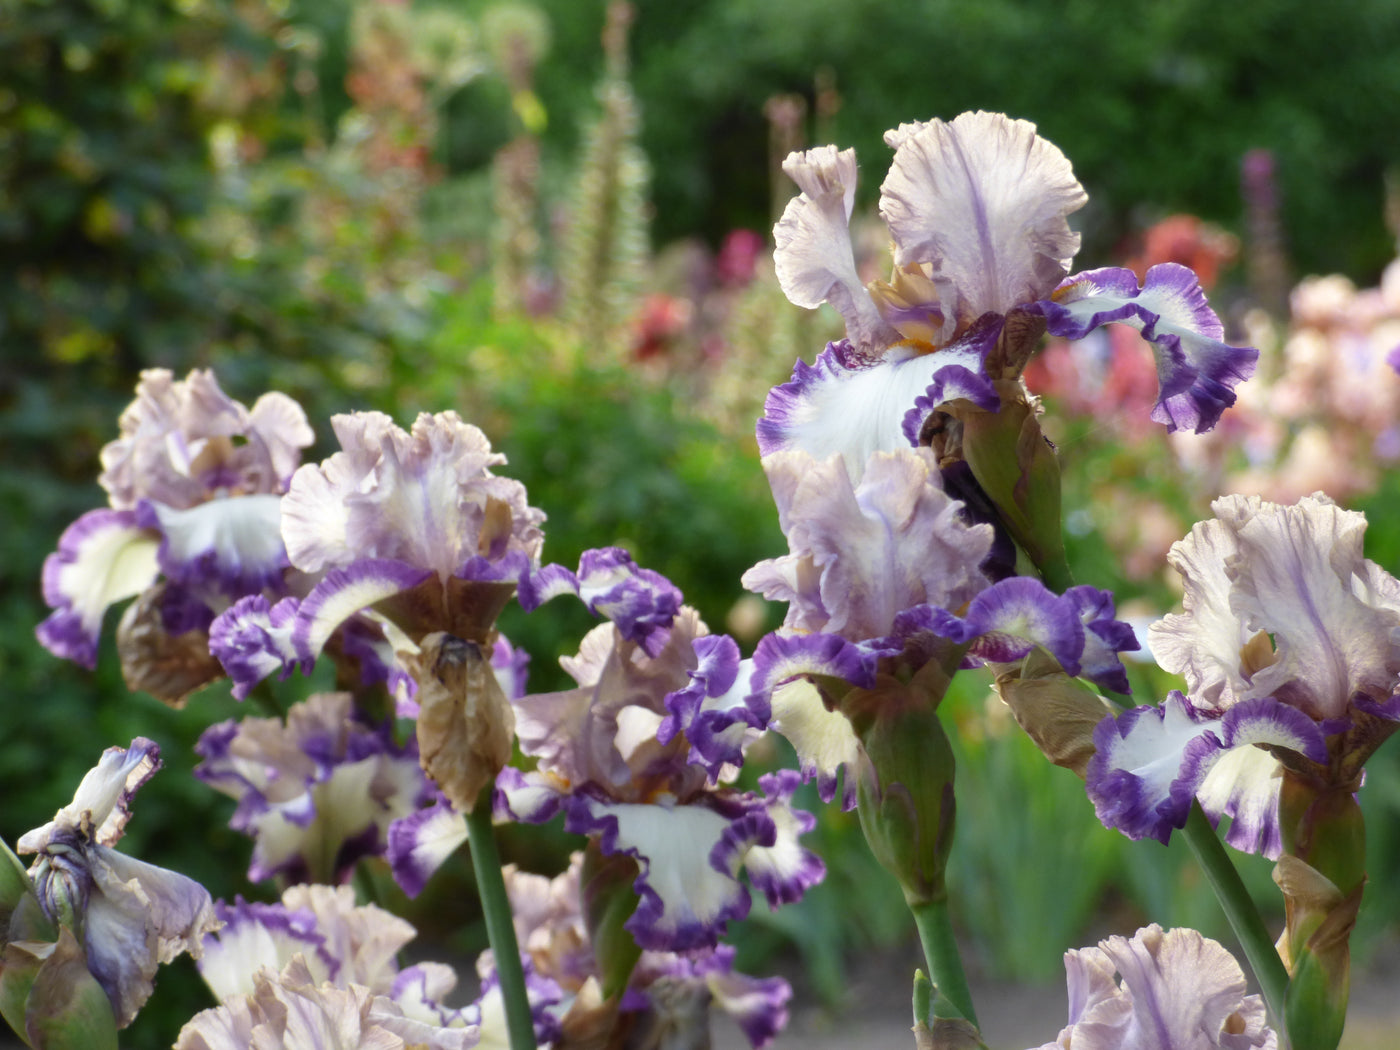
[742,446,1136,806]
[17,738,219,1027]
[494,554,823,952]
[1087,494,1400,855]
[37,369,312,684]
[195,692,431,884]
[763,110,1257,481]
[210,410,544,700]
[1031,925,1275,1050]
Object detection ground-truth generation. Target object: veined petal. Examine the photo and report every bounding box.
[756,341,997,480]
[1045,925,1276,1050]
[37,509,161,668]
[387,798,468,899]
[773,146,899,355]
[141,494,288,596]
[567,798,752,951]
[1196,698,1328,858]
[284,410,544,582]
[880,111,1085,332]
[210,595,303,700]
[1087,692,1326,852]
[292,559,433,663]
[743,447,992,642]
[1038,264,1258,433]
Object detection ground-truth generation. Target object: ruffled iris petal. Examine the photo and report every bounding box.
[1086,693,1221,845]
[1037,264,1258,433]
[567,798,752,951]
[772,146,899,355]
[925,576,1085,674]
[36,509,161,669]
[1088,692,1328,854]
[660,636,768,778]
[742,771,825,909]
[210,595,303,700]
[767,677,861,810]
[756,341,999,481]
[879,110,1086,331]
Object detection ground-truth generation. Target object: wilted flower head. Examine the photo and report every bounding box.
[1088,493,1400,855]
[1031,925,1275,1050]
[37,369,313,677]
[763,111,1256,481]
[195,693,431,884]
[17,738,219,1027]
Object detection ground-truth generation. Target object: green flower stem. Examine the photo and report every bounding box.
[909,896,979,1027]
[1181,803,1289,1038]
[467,785,536,1050]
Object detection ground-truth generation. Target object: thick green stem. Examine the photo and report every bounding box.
[909,897,979,1027]
[466,786,536,1050]
[1181,803,1289,1040]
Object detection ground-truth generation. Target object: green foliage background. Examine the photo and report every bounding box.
[6,0,1400,1045]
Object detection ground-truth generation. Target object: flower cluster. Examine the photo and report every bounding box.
[37,369,313,700]
[496,552,824,952]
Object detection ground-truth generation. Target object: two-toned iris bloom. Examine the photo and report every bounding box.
[742,446,1138,807]
[492,557,824,952]
[475,855,791,1049]
[209,410,545,700]
[195,692,432,884]
[1087,494,1400,856]
[762,110,1257,480]
[182,883,478,1050]
[1030,925,1275,1050]
[17,738,220,1027]
[37,368,313,675]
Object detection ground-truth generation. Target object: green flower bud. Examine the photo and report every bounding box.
[852,681,956,907]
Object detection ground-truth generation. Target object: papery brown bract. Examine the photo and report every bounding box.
[413,632,516,813]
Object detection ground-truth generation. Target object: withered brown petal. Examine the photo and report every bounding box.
[993,650,1115,779]
[116,586,224,708]
[412,632,516,813]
